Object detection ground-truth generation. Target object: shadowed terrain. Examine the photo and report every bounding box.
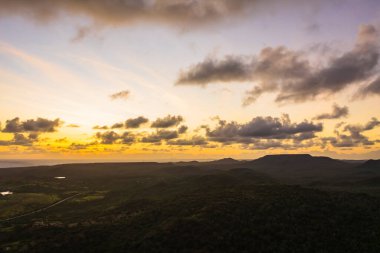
[1,155,380,252]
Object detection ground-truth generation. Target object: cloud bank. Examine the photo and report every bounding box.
[2,117,62,133]
[0,0,317,29]
[177,25,380,105]
[323,118,380,147]
[0,117,62,146]
[1,113,378,151]
[204,114,322,144]
[151,115,183,128]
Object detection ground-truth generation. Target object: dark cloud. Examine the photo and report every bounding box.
[167,136,208,146]
[2,118,23,133]
[0,133,38,146]
[176,56,253,86]
[93,125,109,130]
[275,25,379,103]
[365,118,380,130]
[120,132,135,144]
[94,119,187,145]
[313,104,349,120]
[241,138,317,150]
[243,140,288,150]
[95,131,135,145]
[14,133,37,146]
[323,118,380,147]
[178,125,188,134]
[96,131,120,144]
[22,118,62,132]
[93,115,183,133]
[125,116,149,128]
[177,25,380,105]
[95,116,149,130]
[151,115,183,128]
[110,90,130,100]
[293,132,317,142]
[205,114,322,144]
[111,123,124,129]
[0,0,317,30]
[2,117,62,133]
[358,76,380,97]
[141,130,179,144]
[153,130,179,140]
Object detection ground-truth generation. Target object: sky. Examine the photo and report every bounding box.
[0,0,380,160]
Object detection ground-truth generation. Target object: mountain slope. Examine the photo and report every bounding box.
[244,154,355,182]
[357,159,380,169]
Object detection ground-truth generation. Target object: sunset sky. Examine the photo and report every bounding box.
[1,0,380,160]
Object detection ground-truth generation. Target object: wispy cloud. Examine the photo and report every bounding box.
[313,104,349,120]
[110,90,130,101]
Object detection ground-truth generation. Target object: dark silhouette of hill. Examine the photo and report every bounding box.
[0,154,374,184]
[2,154,380,252]
[357,159,380,169]
[347,159,380,182]
[246,154,348,168]
[206,157,240,164]
[243,154,355,182]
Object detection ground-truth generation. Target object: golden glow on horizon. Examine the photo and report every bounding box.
[1,5,380,160]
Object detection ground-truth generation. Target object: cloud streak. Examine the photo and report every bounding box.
[110,90,130,101]
[314,104,349,120]
[0,0,316,30]
[176,56,253,86]
[358,76,380,97]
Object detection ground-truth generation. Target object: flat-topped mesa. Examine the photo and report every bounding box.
[254,154,324,165]
[260,154,312,160]
[245,154,349,171]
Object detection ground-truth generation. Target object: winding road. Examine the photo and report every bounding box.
[0,192,84,223]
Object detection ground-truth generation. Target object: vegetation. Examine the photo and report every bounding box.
[1,156,380,252]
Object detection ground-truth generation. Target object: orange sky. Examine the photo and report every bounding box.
[0,0,380,160]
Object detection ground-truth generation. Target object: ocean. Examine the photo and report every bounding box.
[0,159,82,168]
[0,158,212,168]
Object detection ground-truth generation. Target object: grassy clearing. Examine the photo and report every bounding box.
[68,191,107,203]
[0,193,60,219]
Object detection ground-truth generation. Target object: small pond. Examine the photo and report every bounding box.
[0,191,13,196]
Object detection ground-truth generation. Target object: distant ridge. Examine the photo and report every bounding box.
[208,158,239,164]
[243,154,353,181]
[246,154,346,167]
[257,154,312,161]
[357,159,380,169]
